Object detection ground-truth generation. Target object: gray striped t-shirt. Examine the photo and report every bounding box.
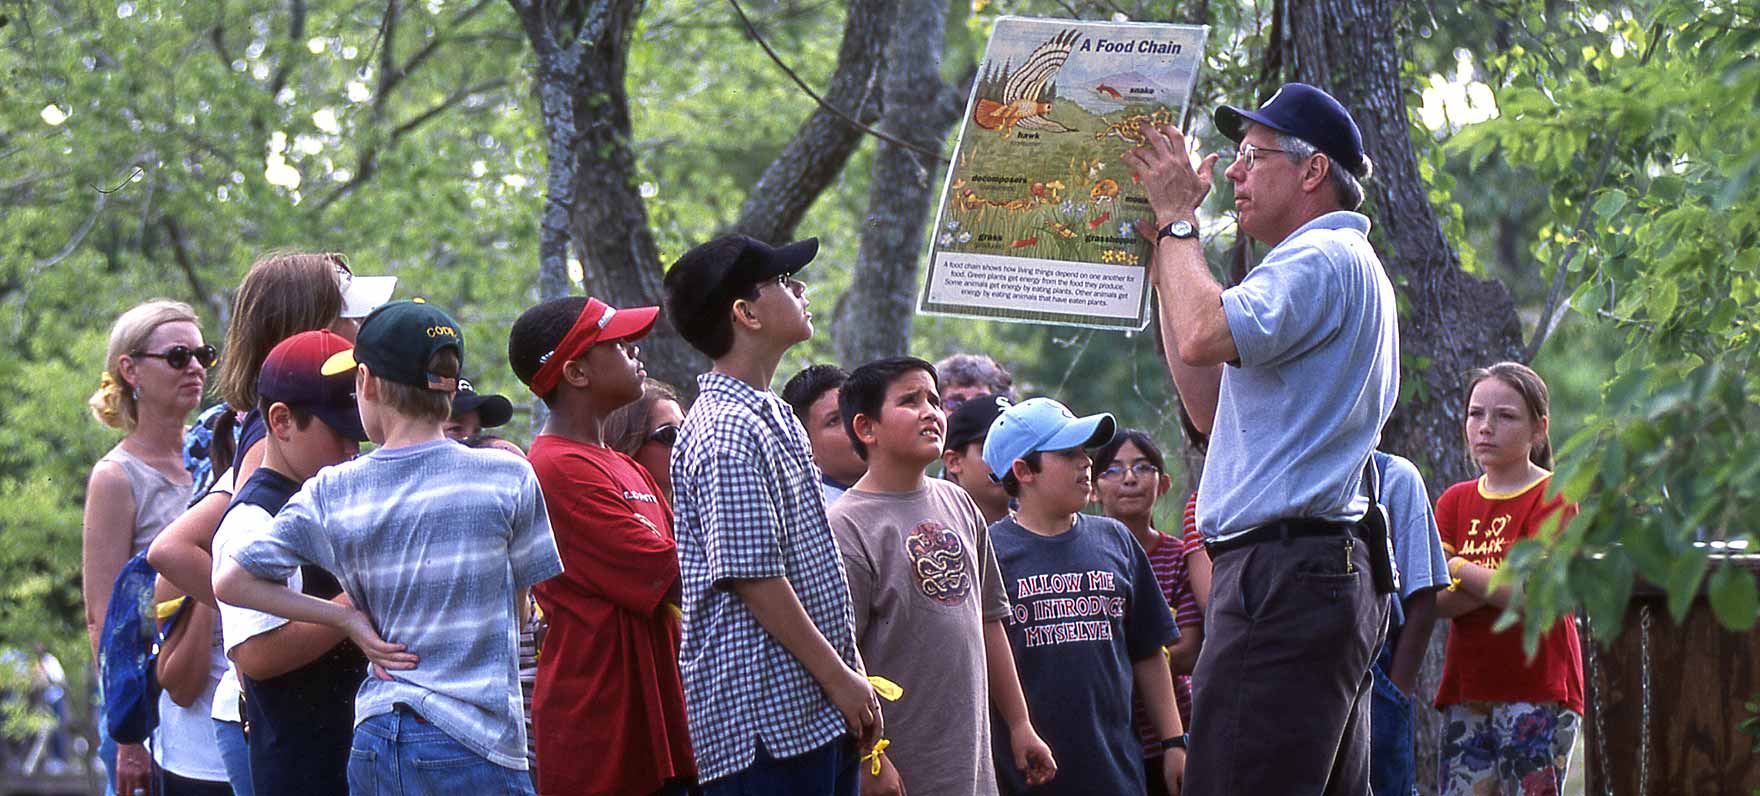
[231,439,563,770]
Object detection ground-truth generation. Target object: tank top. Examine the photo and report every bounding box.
[98,443,192,555]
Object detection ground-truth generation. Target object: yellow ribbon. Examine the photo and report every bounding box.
[666,602,683,623]
[863,738,891,775]
[154,597,187,623]
[867,675,903,701]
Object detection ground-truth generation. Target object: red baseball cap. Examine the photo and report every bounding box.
[258,330,369,442]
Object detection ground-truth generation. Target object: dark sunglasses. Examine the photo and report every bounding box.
[648,423,680,447]
[133,344,219,370]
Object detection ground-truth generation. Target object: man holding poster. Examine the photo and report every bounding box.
[1122,83,1399,795]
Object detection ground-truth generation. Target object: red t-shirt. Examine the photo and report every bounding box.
[528,436,695,795]
[1434,474,1584,713]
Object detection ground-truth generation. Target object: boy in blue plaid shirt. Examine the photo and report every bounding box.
[663,235,880,796]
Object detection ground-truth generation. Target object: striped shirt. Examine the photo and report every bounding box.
[232,439,563,770]
[1131,492,1206,755]
[669,372,858,783]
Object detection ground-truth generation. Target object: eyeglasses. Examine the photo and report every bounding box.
[132,344,219,370]
[1234,143,1290,172]
[648,423,679,447]
[770,273,804,294]
[1097,461,1159,481]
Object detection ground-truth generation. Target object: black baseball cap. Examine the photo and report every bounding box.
[258,330,369,442]
[1215,82,1369,178]
[945,393,1013,452]
[451,378,512,428]
[321,299,463,392]
[664,235,818,347]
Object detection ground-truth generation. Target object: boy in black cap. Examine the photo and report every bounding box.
[208,329,367,796]
[941,393,1014,526]
[444,378,514,441]
[663,235,877,796]
[1123,83,1397,795]
[216,300,563,796]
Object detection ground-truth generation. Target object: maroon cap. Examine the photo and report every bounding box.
[258,330,368,442]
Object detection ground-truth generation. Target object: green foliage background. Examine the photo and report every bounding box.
[1,0,1755,749]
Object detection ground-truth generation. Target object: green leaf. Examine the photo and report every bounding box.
[1571,278,1608,316]
[1708,563,1760,631]
[1666,551,1711,623]
[1647,281,1679,323]
[1594,188,1629,220]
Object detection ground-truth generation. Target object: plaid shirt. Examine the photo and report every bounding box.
[670,372,858,782]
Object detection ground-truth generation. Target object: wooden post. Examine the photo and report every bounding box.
[1583,556,1760,795]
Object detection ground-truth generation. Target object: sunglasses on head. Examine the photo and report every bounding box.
[648,423,680,447]
[133,344,219,370]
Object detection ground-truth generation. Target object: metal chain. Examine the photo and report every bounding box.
[1638,602,1654,796]
[1583,614,1614,796]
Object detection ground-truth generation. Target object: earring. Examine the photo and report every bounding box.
[131,384,140,402]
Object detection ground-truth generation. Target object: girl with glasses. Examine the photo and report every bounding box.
[1091,429,1207,796]
[603,377,687,505]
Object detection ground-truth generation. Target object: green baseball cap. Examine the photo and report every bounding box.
[321,299,463,392]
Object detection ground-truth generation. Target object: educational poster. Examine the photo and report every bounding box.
[919,17,1208,331]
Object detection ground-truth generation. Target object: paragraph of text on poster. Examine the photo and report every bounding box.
[925,252,1145,322]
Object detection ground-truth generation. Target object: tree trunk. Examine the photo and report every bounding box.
[1285,2,1528,792]
[731,0,892,244]
[832,0,959,366]
[564,0,706,396]
[1285,0,1524,495]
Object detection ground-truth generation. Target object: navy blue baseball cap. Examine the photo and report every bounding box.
[1215,82,1370,178]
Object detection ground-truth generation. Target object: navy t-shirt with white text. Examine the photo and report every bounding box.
[989,513,1177,795]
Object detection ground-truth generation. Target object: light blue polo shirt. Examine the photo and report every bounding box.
[1198,211,1399,540]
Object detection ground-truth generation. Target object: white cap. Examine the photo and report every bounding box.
[339,275,397,318]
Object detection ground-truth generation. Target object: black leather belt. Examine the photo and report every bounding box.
[1205,517,1362,556]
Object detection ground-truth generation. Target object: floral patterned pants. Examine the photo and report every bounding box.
[1439,702,1579,796]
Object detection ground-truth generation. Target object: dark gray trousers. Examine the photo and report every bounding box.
[1184,532,1390,796]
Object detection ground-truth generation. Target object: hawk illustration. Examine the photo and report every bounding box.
[974,29,1081,138]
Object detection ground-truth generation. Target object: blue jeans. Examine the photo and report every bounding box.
[347,711,533,796]
[212,719,253,796]
[1369,647,1417,796]
[701,738,857,796]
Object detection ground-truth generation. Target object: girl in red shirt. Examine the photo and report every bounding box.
[1434,362,1583,796]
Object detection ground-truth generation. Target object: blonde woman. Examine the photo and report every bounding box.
[83,299,213,796]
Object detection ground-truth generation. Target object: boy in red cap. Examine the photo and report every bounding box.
[208,329,368,796]
[507,296,697,796]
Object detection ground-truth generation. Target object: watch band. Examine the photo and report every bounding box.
[1160,733,1189,751]
[1157,219,1198,243]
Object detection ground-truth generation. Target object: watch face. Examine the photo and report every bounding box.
[1171,220,1195,237]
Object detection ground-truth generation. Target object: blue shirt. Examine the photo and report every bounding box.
[1374,452,1451,630]
[669,372,859,783]
[231,440,562,770]
[1201,211,1400,539]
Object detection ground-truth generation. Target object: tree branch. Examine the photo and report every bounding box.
[267,0,307,97]
[1521,131,1618,362]
[725,0,947,164]
[160,216,220,316]
[34,183,108,270]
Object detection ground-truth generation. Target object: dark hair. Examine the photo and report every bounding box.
[838,357,939,461]
[1092,428,1167,477]
[374,348,460,423]
[1000,450,1044,498]
[605,378,683,457]
[782,364,848,423]
[1465,361,1554,469]
[508,297,589,403]
[254,399,316,432]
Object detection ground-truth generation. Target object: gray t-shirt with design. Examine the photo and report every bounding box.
[1201,210,1400,539]
[828,479,1010,796]
[231,439,563,770]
